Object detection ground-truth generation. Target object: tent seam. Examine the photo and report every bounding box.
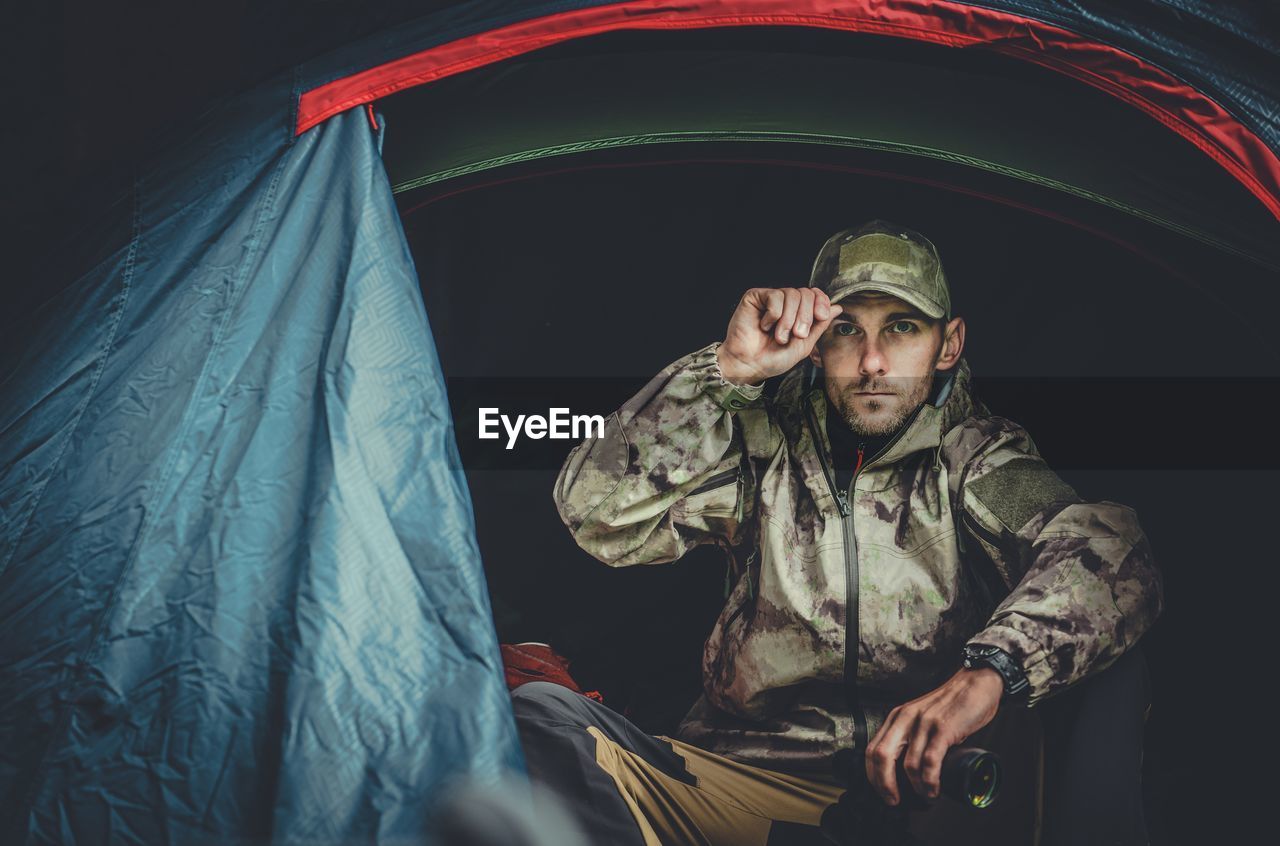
[75,143,295,673]
[293,2,1280,219]
[0,186,142,582]
[286,63,302,149]
[393,132,1275,269]
[959,0,1275,143]
[401,151,1232,297]
[14,138,294,831]
[978,39,1277,218]
[3,173,143,833]
[300,15,975,123]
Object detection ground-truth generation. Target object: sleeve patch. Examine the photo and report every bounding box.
[968,457,1079,533]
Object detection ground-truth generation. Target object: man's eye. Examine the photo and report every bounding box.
[835,323,857,336]
[890,321,916,334]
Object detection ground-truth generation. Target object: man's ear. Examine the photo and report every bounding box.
[808,342,824,369]
[935,316,966,370]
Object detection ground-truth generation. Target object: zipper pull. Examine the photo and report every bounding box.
[833,445,865,519]
[726,549,759,598]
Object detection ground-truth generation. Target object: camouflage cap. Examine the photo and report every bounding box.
[807,220,951,319]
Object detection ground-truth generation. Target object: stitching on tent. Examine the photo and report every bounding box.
[301,15,974,124]
[12,124,299,815]
[2,174,144,828]
[397,150,1233,319]
[292,2,1280,221]
[391,131,1277,271]
[0,182,143,582]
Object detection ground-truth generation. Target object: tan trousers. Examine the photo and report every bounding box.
[512,681,1041,846]
[590,725,845,845]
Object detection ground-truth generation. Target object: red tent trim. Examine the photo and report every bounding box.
[297,0,1280,220]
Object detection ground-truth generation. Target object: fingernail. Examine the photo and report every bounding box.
[778,329,789,342]
[796,323,809,337]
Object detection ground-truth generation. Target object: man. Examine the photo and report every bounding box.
[515,220,1162,844]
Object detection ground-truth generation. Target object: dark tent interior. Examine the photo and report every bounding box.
[384,27,1278,842]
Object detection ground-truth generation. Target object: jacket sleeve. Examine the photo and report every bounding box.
[553,342,781,566]
[952,418,1163,705]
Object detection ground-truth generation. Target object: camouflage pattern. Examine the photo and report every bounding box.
[808,220,951,319]
[553,343,1163,772]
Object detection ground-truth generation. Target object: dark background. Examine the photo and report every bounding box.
[7,4,1277,843]
[5,1,469,310]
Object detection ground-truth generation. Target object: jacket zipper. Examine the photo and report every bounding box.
[959,510,1012,609]
[804,401,866,748]
[961,509,1004,549]
[951,431,1012,603]
[688,468,740,497]
[723,548,758,627]
[698,465,750,620]
[843,446,867,749]
[805,396,925,752]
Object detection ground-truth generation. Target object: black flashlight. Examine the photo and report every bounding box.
[831,744,1001,809]
[822,746,1002,845]
[938,745,1000,808]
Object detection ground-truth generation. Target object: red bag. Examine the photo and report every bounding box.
[500,642,603,702]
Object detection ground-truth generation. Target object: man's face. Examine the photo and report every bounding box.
[809,292,965,437]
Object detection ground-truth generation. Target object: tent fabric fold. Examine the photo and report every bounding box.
[0,102,521,844]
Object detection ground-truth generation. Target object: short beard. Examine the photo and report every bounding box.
[826,372,936,437]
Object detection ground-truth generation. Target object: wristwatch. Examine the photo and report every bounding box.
[962,644,1030,696]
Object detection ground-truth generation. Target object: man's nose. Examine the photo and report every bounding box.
[859,337,887,376]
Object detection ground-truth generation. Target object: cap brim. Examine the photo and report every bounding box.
[826,281,947,319]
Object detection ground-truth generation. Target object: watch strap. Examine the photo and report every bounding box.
[963,644,1030,697]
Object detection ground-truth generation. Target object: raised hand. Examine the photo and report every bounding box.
[717,287,841,386]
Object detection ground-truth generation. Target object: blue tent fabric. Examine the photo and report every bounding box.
[0,79,521,842]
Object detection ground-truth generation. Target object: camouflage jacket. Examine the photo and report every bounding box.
[553,342,1162,771]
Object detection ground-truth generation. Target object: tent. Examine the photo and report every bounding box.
[2,2,1276,843]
